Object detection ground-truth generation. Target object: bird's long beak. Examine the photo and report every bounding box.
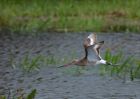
[106,62,120,66]
[106,62,112,65]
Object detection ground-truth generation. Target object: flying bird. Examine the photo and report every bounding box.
[58,33,113,68]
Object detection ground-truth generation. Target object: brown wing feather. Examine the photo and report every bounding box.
[58,58,87,68]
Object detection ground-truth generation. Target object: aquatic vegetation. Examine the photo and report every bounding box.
[44,55,58,65]
[18,54,62,72]
[26,89,37,99]
[58,49,140,81]
[129,61,140,81]
[20,54,44,72]
[0,89,37,99]
[100,49,139,81]
[9,50,66,72]
[9,49,140,81]
[9,49,17,69]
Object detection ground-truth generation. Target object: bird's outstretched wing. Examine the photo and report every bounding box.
[83,33,97,48]
[87,41,104,62]
[57,61,74,68]
[94,41,104,56]
[57,58,87,68]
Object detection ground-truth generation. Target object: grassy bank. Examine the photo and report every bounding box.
[0,0,140,33]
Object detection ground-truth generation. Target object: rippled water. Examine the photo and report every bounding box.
[0,32,140,99]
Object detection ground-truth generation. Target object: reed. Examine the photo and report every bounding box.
[0,89,36,99]
[103,49,140,81]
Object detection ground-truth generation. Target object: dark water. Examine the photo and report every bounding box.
[0,32,140,99]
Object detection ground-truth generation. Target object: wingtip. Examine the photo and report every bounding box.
[100,41,104,44]
[57,65,65,68]
[57,61,75,68]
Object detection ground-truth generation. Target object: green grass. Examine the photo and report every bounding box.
[1,0,140,33]
[9,50,140,81]
[59,49,140,80]
[9,53,63,72]
[20,54,44,72]
[0,89,37,99]
[100,49,140,81]
[19,54,59,72]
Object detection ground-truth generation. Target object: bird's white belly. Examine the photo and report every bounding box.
[96,59,106,64]
[88,58,107,65]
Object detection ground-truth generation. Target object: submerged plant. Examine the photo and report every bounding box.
[26,89,37,99]
[130,61,140,81]
[0,89,37,99]
[19,53,63,72]
[44,55,58,65]
[9,49,17,69]
[102,49,138,81]
[20,54,43,72]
